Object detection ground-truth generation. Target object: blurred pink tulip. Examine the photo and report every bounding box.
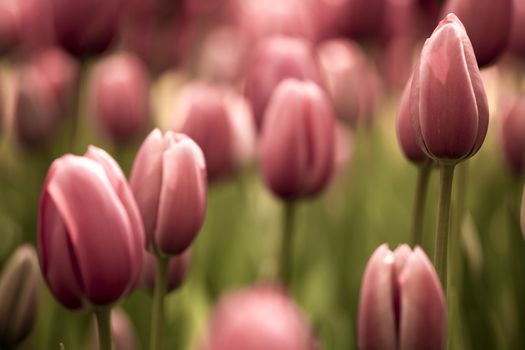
[38,146,144,309]
[358,244,446,350]
[244,36,323,130]
[509,0,525,57]
[130,129,207,255]
[259,79,335,199]
[141,249,191,293]
[200,285,315,350]
[500,95,525,176]
[441,0,513,67]
[89,52,150,145]
[92,308,139,350]
[49,0,122,56]
[410,14,489,162]
[171,82,256,182]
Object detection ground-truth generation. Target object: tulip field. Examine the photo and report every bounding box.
[1,1,525,350]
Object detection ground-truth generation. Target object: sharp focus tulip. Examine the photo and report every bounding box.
[396,77,429,165]
[500,95,525,176]
[259,79,335,199]
[244,36,323,130]
[199,285,315,350]
[129,129,207,255]
[170,82,256,182]
[409,14,489,163]
[509,0,525,57]
[38,146,144,309]
[89,52,150,145]
[92,308,139,350]
[441,0,512,67]
[49,0,122,56]
[358,244,446,350]
[0,245,40,347]
[141,249,190,293]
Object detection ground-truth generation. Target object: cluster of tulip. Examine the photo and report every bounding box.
[0,0,525,349]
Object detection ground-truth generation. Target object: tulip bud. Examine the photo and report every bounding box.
[500,95,525,176]
[38,146,144,309]
[89,52,150,145]
[244,36,323,130]
[259,79,335,199]
[509,0,525,58]
[441,0,512,67]
[410,14,489,163]
[0,245,40,348]
[49,0,122,56]
[170,82,256,182]
[91,308,139,350]
[199,285,315,350]
[396,77,429,165]
[130,129,207,255]
[358,244,446,350]
[141,249,190,293]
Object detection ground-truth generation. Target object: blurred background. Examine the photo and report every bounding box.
[0,0,525,349]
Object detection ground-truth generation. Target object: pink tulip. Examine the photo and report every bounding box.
[244,36,323,130]
[500,95,525,176]
[129,129,207,255]
[396,76,429,165]
[509,0,525,57]
[200,285,315,350]
[259,79,335,199]
[410,14,489,162]
[38,146,144,309]
[358,244,446,350]
[89,52,150,145]
[170,82,256,182]
[141,249,191,293]
[441,0,513,67]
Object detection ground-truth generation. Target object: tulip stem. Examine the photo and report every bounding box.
[410,161,432,246]
[94,308,112,350]
[150,255,168,350]
[279,201,296,287]
[434,163,456,293]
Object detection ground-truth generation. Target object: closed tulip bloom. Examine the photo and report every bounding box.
[396,77,428,164]
[171,82,256,182]
[141,249,191,293]
[500,96,525,176]
[259,79,335,199]
[410,14,489,162]
[509,0,525,57]
[130,129,207,255]
[50,0,122,56]
[38,146,144,309]
[200,285,315,350]
[441,0,512,67]
[358,244,446,350]
[244,36,323,130]
[89,52,150,145]
[0,245,40,348]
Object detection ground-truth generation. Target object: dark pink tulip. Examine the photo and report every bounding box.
[49,0,122,56]
[141,250,191,293]
[244,36,323,130]
[396,77,429,165]
[509,0,525,57]
[358,244,446,350]
[410,14,489,162]
[38,146,144,309]
[500,95,525,176]
[200,285,315,350]
[89,52,150,145]
[171,82,256,182]
[441,0,513,67]
[259,79,335,199]
[129,129,207,255]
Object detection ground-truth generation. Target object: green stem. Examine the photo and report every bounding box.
[410,161,432,246]
[94,308,112,350]
[149,255,168,350]
[279,201,296,287]
[434,162,456,294]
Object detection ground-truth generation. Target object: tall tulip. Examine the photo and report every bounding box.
[38,146,144,350]
[358,244,446,350]
[129,129,206,350]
